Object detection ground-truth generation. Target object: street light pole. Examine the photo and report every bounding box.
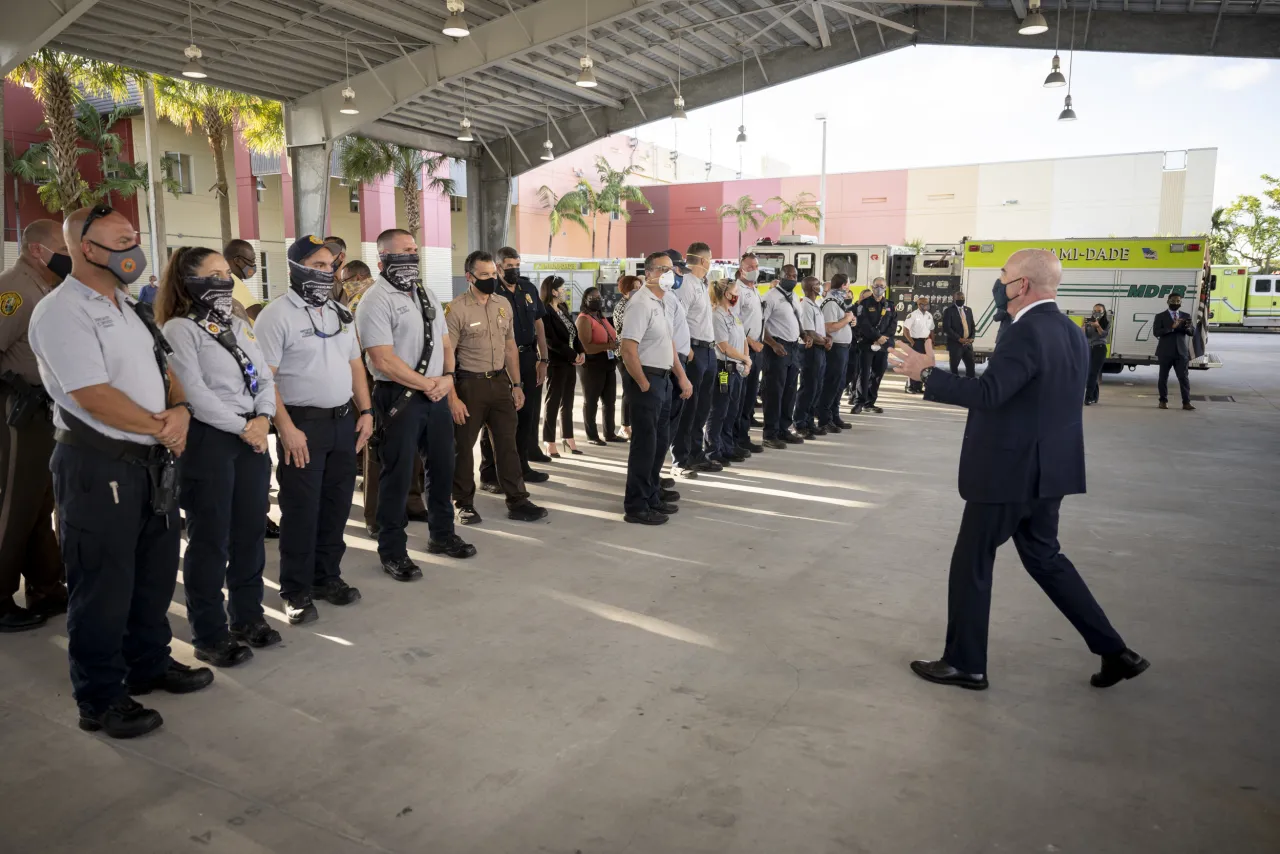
[815,112,827,244]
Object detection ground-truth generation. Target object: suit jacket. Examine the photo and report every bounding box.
[1152,309,1193,361]
[924,302,1087,504]
[942,303,976,347]
[544,306,584,364]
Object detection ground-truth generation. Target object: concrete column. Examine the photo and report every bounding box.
[289,142,330,239]
[477,175,511,254]
[140,78,168,272]
[465,158,481,254]
[232,128,259,241]
[280,152,295,240]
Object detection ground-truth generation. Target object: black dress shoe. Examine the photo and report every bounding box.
[381,555,422,582]
[782,432,805,444]
[660,477,676,489]
[763,437,786,450]
[851,402,864,414]
[529,449,554,464]
[365,522,381,537]
[427,533,477,559]
[659,488,681,502]
[194,637,253,668]
[522,469,550,484]
[457,505,482,525]
[652,501,679,515]
[833,420,852,430]
[507,501,548,522]
[79,698,163,739]
[794,428,813,439]
[127,661,215,696]
[406,509,430,523]
[1182,402,1196,411]
[479,481,503,494]
[909,659,988,691]
[313,578,361,605]
[727,450,748,462]
[1158,401,1168,410]
[1091,648,1149,688]
[819,422,840,434]
[695,459,724,473]
[604,434,628,443]
[0,606,47,633]
[230,621,282,648]
[588,437,609,446]
[744,441,764,453]
[264,517,280,539]
[811,425,828,436]
[624,509,668,525]
[26,587,68,618]
[867,405,884,414]
[281,595,319,625]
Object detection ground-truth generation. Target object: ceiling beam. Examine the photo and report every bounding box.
[820,0,918,36]
[1,0,101,76]
[810,2,832,46]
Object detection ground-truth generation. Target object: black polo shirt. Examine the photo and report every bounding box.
[495,275,545,348]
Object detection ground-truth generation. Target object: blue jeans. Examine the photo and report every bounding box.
[762,342,800,439]
[793,344,827,431]
[818,343,850,424]
[374,385,456,556]
[672,343,716,467]
[623,370,672,515]
[706,366,742,461]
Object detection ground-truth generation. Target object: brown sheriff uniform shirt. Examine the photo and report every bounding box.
[0,256,58,385]
[446,290,514,373]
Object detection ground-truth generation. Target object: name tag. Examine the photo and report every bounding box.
[469,321,481,327]
[395,305,411,315]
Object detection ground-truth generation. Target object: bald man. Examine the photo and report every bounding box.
[30,205,214,738]
[889,249,1147,692]
[0,220,70,631]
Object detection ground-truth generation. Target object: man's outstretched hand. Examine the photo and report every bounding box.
[887,338,936,381]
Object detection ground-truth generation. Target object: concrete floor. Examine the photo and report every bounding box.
[2,335,1277,854]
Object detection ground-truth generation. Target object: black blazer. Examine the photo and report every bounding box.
[924,302,1087,504]
[941,303,976,347]
[544,306,584,364]
[1152,309,1193,361]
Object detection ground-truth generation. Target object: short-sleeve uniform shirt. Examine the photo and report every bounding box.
[798,296,825,336]
[736,280,764,342]
[662,290,691,357]
[254,290,359,408]
[164,314,276,434]
[713,305,746,364]
[761,285,802,342]
[676,274,714,343]
[621,287,674,370]
[822,294,853,345]
[904,308,935,339]
[0,256,58,385]
[355,276,447,382]
[494,277,544,348]
[29,276,167,444]
[446,290,514,373]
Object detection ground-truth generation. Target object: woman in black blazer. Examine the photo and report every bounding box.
[541,276,585,457]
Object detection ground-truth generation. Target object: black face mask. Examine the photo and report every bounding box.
[585,296,603,311]
[502,267,520,285]
[185,275,235,318]
[289,259,336,307]
[380,252,421,293]
[42,252,72,282]
[1168,301,1181,312]
[954,297,965,306]
[472,276,497,295]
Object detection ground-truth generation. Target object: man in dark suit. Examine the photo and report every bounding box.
[888,249,1148,691]
[1152,293,1196,411]
[941,292,976,377]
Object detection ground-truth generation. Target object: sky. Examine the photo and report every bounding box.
[632,45,1277,208]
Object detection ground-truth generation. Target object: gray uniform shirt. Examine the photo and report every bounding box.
[29,276,166,444]
[676,274,714,343]
[355,276,446,382]
[822,295,853,345]
[164,314,276,435]
[255,290,359,408]
[736,280,764,342]
[761,285,802,342]
[798,297,824,337]
[713,305,746,365]
[662,289,691,357]
[622,287,675,370]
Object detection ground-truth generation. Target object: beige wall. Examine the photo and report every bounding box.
[903,165,981,245]
[132,116,240,251]
[974,159,1055,240]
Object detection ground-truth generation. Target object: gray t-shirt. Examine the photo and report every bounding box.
[662,289,691,357]
[821,295,853,345]
[736,280,764,342]
[164,314,276,435]
[29,276,167,444]
[355,276,447,382]
[255,290,360,408]
[621,287,674,370]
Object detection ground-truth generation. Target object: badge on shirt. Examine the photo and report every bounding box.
[524,293,532,305]
[498,306,507,318]
[0,292,21,316]
[245,328,256,340]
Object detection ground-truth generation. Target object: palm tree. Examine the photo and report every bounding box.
[717,195,765,257]
[592,156,649,258]
[557,179,600,257]
[152,77,284,246]
[6,50,133,214]
[536,185,588,258]
[338,138,454,249]
[1209,206,1236,265]
[765,191,822,235]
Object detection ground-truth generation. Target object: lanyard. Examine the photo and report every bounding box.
[188,310,260,396]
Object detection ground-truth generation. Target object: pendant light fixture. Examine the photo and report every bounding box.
[339,38,359,114]
[1043,0,1066,87]
[457,79,474,141]
[673,38,687,120]
[181,0,208,78]
[1058,5,1077,121]
[442,0,470,38]
[576,0,598,87]
[735,54,747,144]
[541,106,555,161]
[1019,0,1049,34]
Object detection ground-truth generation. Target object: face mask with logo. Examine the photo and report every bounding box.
[380,252,421,292]
[185,275,235,318]
[658,270,676,291]
[289,259,336,307]
[728,293,740,307]
[472,276,498,295]
[87,240,147,286]
[740,269,759,283]
[502,267,520,285]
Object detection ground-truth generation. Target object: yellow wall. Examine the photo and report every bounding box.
[132,116,240,250]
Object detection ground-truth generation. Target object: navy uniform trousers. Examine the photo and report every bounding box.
[705,367,741,462]
[179,419,270,648]
[275,411,357,600]
[672,342,715,467]
[734,346,764,448]
[761,343,800,439]
[623,370,672,515]
[817,343,850,426]
[373,384,455,556]
[51,442,180,714]
[944,497,1126,675]
[793,344,826,431]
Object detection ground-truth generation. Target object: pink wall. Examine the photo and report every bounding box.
[419,168,451,249]
[233,129,259,241]
[358,175,397,243]
[719,178,781,258]
[824,170,908,245]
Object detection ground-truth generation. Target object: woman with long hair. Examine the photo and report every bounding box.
[707,278,751,466]
[575,285,624,446]
[612,275,642,438]
[157,247,280,667]
[540,276,585,457]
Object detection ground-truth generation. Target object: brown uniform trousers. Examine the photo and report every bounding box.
[452,374,528,508]
[0,394,63,607]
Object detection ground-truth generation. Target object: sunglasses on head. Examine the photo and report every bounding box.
[81,204,114,239]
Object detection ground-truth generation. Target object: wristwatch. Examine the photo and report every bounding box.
[538,358,550,364]
[443,370,455,377]
[513,381,524,389]
[919,367,934,388]
[176,402,195,417]
[359,408,374,417]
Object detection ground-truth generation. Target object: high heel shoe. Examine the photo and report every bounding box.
[562,439,584,456]
[546,442,561,458]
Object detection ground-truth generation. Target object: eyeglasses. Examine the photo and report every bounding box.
[81,204,114,239]
[306,306,344,339]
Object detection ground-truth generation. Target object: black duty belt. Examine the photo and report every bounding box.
[773,338,798,346]
[456,369,507,380]
[288,402,352,421]
[641,367,671,379]
[831,342,851,348]
[692,339,713,349]
[517,344,536,353]
[54,423,168,466]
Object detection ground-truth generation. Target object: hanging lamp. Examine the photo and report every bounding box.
[457,80,474,140]
[541,106,555,160]
[576,0,598,87]
[181,1,208,78]
[1058,5,1078,121]
[735,54,747,144]
[1043,0,1066,87]
[1020,0,1049,34]
[339,38,359,114]
[442,0,469,38]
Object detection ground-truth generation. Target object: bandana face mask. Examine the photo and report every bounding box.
[380,252,421,292]
[289,259,336,307]
[185,275,235,318]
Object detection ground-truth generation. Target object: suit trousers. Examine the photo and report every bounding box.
[622,371,671,515]
[734,346,764,447]
[943,497,1126,675]
[907,338,928,392]
[793,344,826,430]
[453,375,529,508]
[374,386,456,555]
[275,412,357,600]
[481,348,538,481]
[857,345,888,407]
[672,344,716,467]
[542,361,577,441]
[762,343,800,439]
[0,398,62,607]
[578,356,617,440]
[817,343,850,426]
[948,343,976,378]
[179,420,270,648]
[1157,355,1191,405]
[51,442,179,714]
[1086,346,1107,403]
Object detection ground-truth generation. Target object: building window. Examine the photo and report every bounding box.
[164,152,193,194]
[349,186,359,213]
[755,252,785,284]
[260,252,269,288]
[450,196,463,213]
[1164,150,1188,171]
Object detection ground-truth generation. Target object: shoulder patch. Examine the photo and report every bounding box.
[444,303,452,316]
[0,292,22,316]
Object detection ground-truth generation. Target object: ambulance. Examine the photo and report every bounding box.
[1207,265,1280,328]
[960,238,1220,370]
